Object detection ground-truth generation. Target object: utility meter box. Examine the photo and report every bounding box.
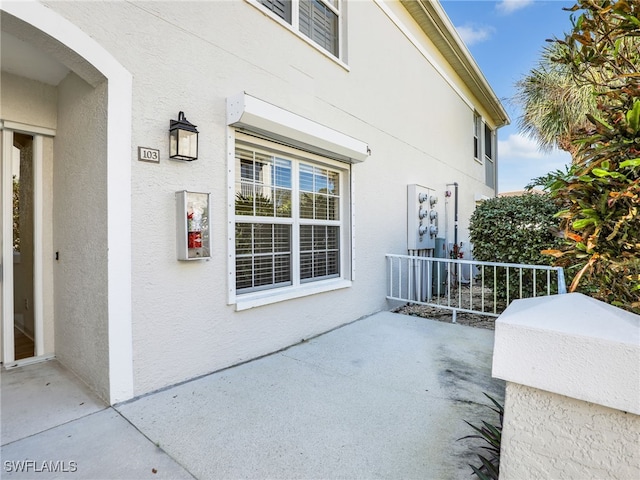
[407,184,438,250]
[176,190,211,260]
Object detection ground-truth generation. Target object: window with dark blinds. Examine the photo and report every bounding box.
[299,0,338,57]
[484,124,495,189]
[473,113,481,161]
[484,123,493,160]
[257,0,340,58]
[260,0,292,23]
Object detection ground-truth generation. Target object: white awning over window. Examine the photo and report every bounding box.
[227,92,369,164]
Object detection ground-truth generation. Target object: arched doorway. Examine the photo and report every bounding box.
[1,2,133,404]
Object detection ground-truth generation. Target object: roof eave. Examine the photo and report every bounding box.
[401,0,510,128]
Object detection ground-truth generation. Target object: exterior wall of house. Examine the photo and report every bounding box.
[53,73,110,400]
[493,293,640,479]
[41,135,55,355]
[39,0,501,396]
[1,72,56,356]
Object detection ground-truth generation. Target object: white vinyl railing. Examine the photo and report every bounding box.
[386,254,567,322]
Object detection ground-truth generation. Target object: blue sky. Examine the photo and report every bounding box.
[439,0,576,193]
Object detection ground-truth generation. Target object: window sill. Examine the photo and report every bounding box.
[234,278,352,311]
[474,156,483,165]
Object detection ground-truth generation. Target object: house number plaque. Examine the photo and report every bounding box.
[138,147,160,163]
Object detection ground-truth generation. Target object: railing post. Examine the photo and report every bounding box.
[557,267,567,294]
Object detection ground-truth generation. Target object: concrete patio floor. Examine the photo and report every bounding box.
[1,311,504,480]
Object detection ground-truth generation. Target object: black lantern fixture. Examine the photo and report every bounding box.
[169,111,199,161]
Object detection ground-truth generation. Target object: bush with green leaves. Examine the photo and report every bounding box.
[539,0,640,313]
[469,194,563,299]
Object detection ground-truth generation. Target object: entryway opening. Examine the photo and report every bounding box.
[12,133,36,360]
[2,2,134,403]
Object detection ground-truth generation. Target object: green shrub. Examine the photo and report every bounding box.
[469,194,563,299]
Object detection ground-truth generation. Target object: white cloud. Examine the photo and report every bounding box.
[455,24,495,46]
[496,0,535,15]
[498,133,542,159]
[498,133,572,193]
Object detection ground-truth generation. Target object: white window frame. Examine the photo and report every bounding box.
[229,133,353,310]
[246,0,347,69]
[473,111,497,189]
[473,112,482,164]
[484,123,496,189]
[227,93,368,310]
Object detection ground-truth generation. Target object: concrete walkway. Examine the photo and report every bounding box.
[1,312,504,480]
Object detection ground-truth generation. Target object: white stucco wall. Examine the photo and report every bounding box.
[0,72,57,129]
[53,72,110,401]
[41,135,54,355]
[494,294,640,479]
[501,383,640,479]
[39,0,501,396]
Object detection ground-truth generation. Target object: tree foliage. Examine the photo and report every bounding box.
[542,0,640,313]
[514,42,598,157]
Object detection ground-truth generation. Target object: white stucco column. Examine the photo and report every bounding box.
[493,293,640,479]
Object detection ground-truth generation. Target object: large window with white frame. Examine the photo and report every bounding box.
[234,135,347,294]
[257,0,341,57]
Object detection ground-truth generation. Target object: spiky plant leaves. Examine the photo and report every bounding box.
[460,394,504,478]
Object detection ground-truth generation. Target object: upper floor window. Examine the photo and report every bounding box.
[473,111,496,188]
[259,0,340,57]
[484,123,494,161]
[473,112,481,162]
[484,123,495,189]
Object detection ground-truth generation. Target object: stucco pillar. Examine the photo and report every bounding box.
[493,293,640,479]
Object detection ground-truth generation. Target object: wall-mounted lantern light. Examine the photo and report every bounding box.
[169,111,199,161]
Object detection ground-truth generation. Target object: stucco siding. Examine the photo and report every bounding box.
[39,0,498,395]
[501,382,640,479]
[0,71,58,128]
[41,135,55,355]
[53,73,109,401]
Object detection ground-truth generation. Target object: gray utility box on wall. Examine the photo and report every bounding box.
[176,190,211,260]
[407,184,438,250]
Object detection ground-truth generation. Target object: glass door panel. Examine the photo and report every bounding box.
[12,133,35,359]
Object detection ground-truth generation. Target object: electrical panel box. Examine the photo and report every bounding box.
[407,184,438,250]
[176,190,211,260]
